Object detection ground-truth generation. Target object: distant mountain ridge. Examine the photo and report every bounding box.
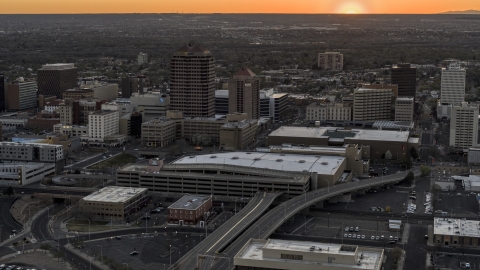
[439,9,480,14]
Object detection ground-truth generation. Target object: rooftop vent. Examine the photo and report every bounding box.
[280,154,285,156]
[321,162,329,165]
[254,158,261,161]
[246,152,252,154]
[189,156,195,158]
[231,156,239,160]
[210,155,217,158]
[276,159,283,162]
[299,160,306,163]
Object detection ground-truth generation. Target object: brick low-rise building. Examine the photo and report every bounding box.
[168,194,212,225]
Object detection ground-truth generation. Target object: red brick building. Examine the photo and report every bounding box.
[168,195,212,225]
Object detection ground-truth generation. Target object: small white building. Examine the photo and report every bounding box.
[235,239,384,270]
[0,162,56,186]
[434,217,480,247]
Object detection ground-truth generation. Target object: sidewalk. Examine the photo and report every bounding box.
[1,207,49,247]
[64,243,109,270]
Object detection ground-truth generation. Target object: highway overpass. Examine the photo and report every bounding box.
[173,191,283,270]
[175,169,421,270]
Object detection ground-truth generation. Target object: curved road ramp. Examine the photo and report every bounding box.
[185,169,421,270]
[171,191,283,270]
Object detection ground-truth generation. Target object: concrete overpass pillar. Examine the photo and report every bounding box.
[328,196,338,204]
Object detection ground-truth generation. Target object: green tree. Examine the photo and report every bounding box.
[420,165,431,177]
[40,243,51,253]
[403,171,414,184]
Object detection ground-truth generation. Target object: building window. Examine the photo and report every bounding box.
[281,254,303,260]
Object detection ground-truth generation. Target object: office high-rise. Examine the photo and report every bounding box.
[450,102,478,148]
[121,76,138,98]
[37,63,78,98]
[441,63,466,105]
[0,74,5,112]
[169,41,215,118]
[317,52,344,71]
[391,64,417,99]
[228,67,260,119]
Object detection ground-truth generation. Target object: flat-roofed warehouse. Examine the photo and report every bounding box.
[116,151,348,199]
[79,186,148,220]
[266,127,419,160]
[234,238,384,270]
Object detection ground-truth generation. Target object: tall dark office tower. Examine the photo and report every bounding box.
[391,63,417,99]
[169,41,215,118]
[121,76,138,98]
[37,63,78,99]
[228,67,260,119]
[0,74,5,112]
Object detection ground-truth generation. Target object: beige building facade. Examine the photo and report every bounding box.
[306,103,351,121]
[228,68,261,119]
[353,87,392,121]
[394,97,414,122]
[450,102,479,148]
[219,120,258,150]
[317,52,343,71]
[79,186,148,221]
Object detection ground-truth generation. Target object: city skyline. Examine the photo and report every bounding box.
[1,0,480,14]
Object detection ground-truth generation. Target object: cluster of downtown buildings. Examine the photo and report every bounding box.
[1,41,480,269]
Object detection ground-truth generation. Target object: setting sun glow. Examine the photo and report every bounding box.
[337,1,366,14]
[343,9,359,14]
[0,0,480,14]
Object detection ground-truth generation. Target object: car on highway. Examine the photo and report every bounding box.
[130,251,139,256]
[134,148,139,151]
[466,262,471,269]
[115,236,122,240]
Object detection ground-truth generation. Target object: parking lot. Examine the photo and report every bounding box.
[282,213,403,244]
[433,253,480,269]
[82,230,199,269]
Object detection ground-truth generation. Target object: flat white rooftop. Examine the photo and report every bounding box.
[434,217,480,238]
[173,152,345,176]
[235,239,383,270]
[82,186,147,203]
[269,127,411,143]
[269,126,329,139]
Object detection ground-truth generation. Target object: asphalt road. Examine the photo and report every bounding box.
[0,198,22,241]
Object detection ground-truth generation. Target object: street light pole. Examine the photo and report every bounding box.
[97,245,103,265]
[252,224,261,238]
[88,219,91,240]
[328,213,330,228]
[170,245,172,267]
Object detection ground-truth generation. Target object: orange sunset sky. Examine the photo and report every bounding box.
[2,0,480,14]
